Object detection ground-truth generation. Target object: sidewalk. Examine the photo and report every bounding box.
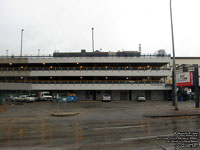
[143,100,200,118]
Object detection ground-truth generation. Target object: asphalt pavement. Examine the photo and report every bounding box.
[0,100,199,150]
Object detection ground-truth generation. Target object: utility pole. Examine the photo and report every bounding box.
[170,0,178,110]
[194,64,199,107]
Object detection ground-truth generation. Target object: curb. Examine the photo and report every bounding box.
[50,112,80,117]
[144,113,200,118]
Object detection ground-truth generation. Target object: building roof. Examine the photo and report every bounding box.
[174,57,200,59]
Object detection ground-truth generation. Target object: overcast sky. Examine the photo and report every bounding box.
[0,0,199,56]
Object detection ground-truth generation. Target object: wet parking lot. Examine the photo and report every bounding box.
[0,101,199,150]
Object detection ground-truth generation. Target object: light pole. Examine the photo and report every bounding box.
[170,0,178,110]
[6,50,8,57]
[38,49,40,56]
[92,27,94,52]
[20,29,24,57]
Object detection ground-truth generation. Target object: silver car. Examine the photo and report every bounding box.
[102,94,111,102]
[26,96,36,102]
[137,96,145,102]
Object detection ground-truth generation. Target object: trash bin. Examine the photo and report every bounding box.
[67,96,78,102]
[73,96,78,102]
[67,96,72,102]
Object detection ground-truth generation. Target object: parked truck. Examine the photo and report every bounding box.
[38,92,52,101]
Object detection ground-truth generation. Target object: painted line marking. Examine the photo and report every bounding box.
[121,134,173,141]
[93,125,147,130]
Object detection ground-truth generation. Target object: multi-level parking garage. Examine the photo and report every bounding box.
[0,50,172,100]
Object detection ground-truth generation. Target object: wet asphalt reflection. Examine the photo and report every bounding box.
[0,102,199,150]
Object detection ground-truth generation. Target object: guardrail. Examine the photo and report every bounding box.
[0,66,170,71]
[0,80,166,84]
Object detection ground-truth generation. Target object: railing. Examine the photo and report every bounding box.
[0,54,171,58]
[0,66,171,71]
[0,80,165,84]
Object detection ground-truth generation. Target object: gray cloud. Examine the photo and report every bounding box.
[0,0,200,56]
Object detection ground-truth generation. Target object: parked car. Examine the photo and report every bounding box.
[16,95,35,102]
[16,95,27,102]
[26,96,36,102]
[137,96,145,102]
[13,96,19,101]
[102,94,111,102]
[29,94,38,101]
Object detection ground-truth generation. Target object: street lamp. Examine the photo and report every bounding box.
[6,50,8,57]
[92,27,94,52]
[20,29,24,57]
[38,49,40,56]
[170,0,178,110]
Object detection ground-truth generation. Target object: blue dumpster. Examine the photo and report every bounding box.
[73,96,78,102]
[67,96,72,102]
[67,96,78,102]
